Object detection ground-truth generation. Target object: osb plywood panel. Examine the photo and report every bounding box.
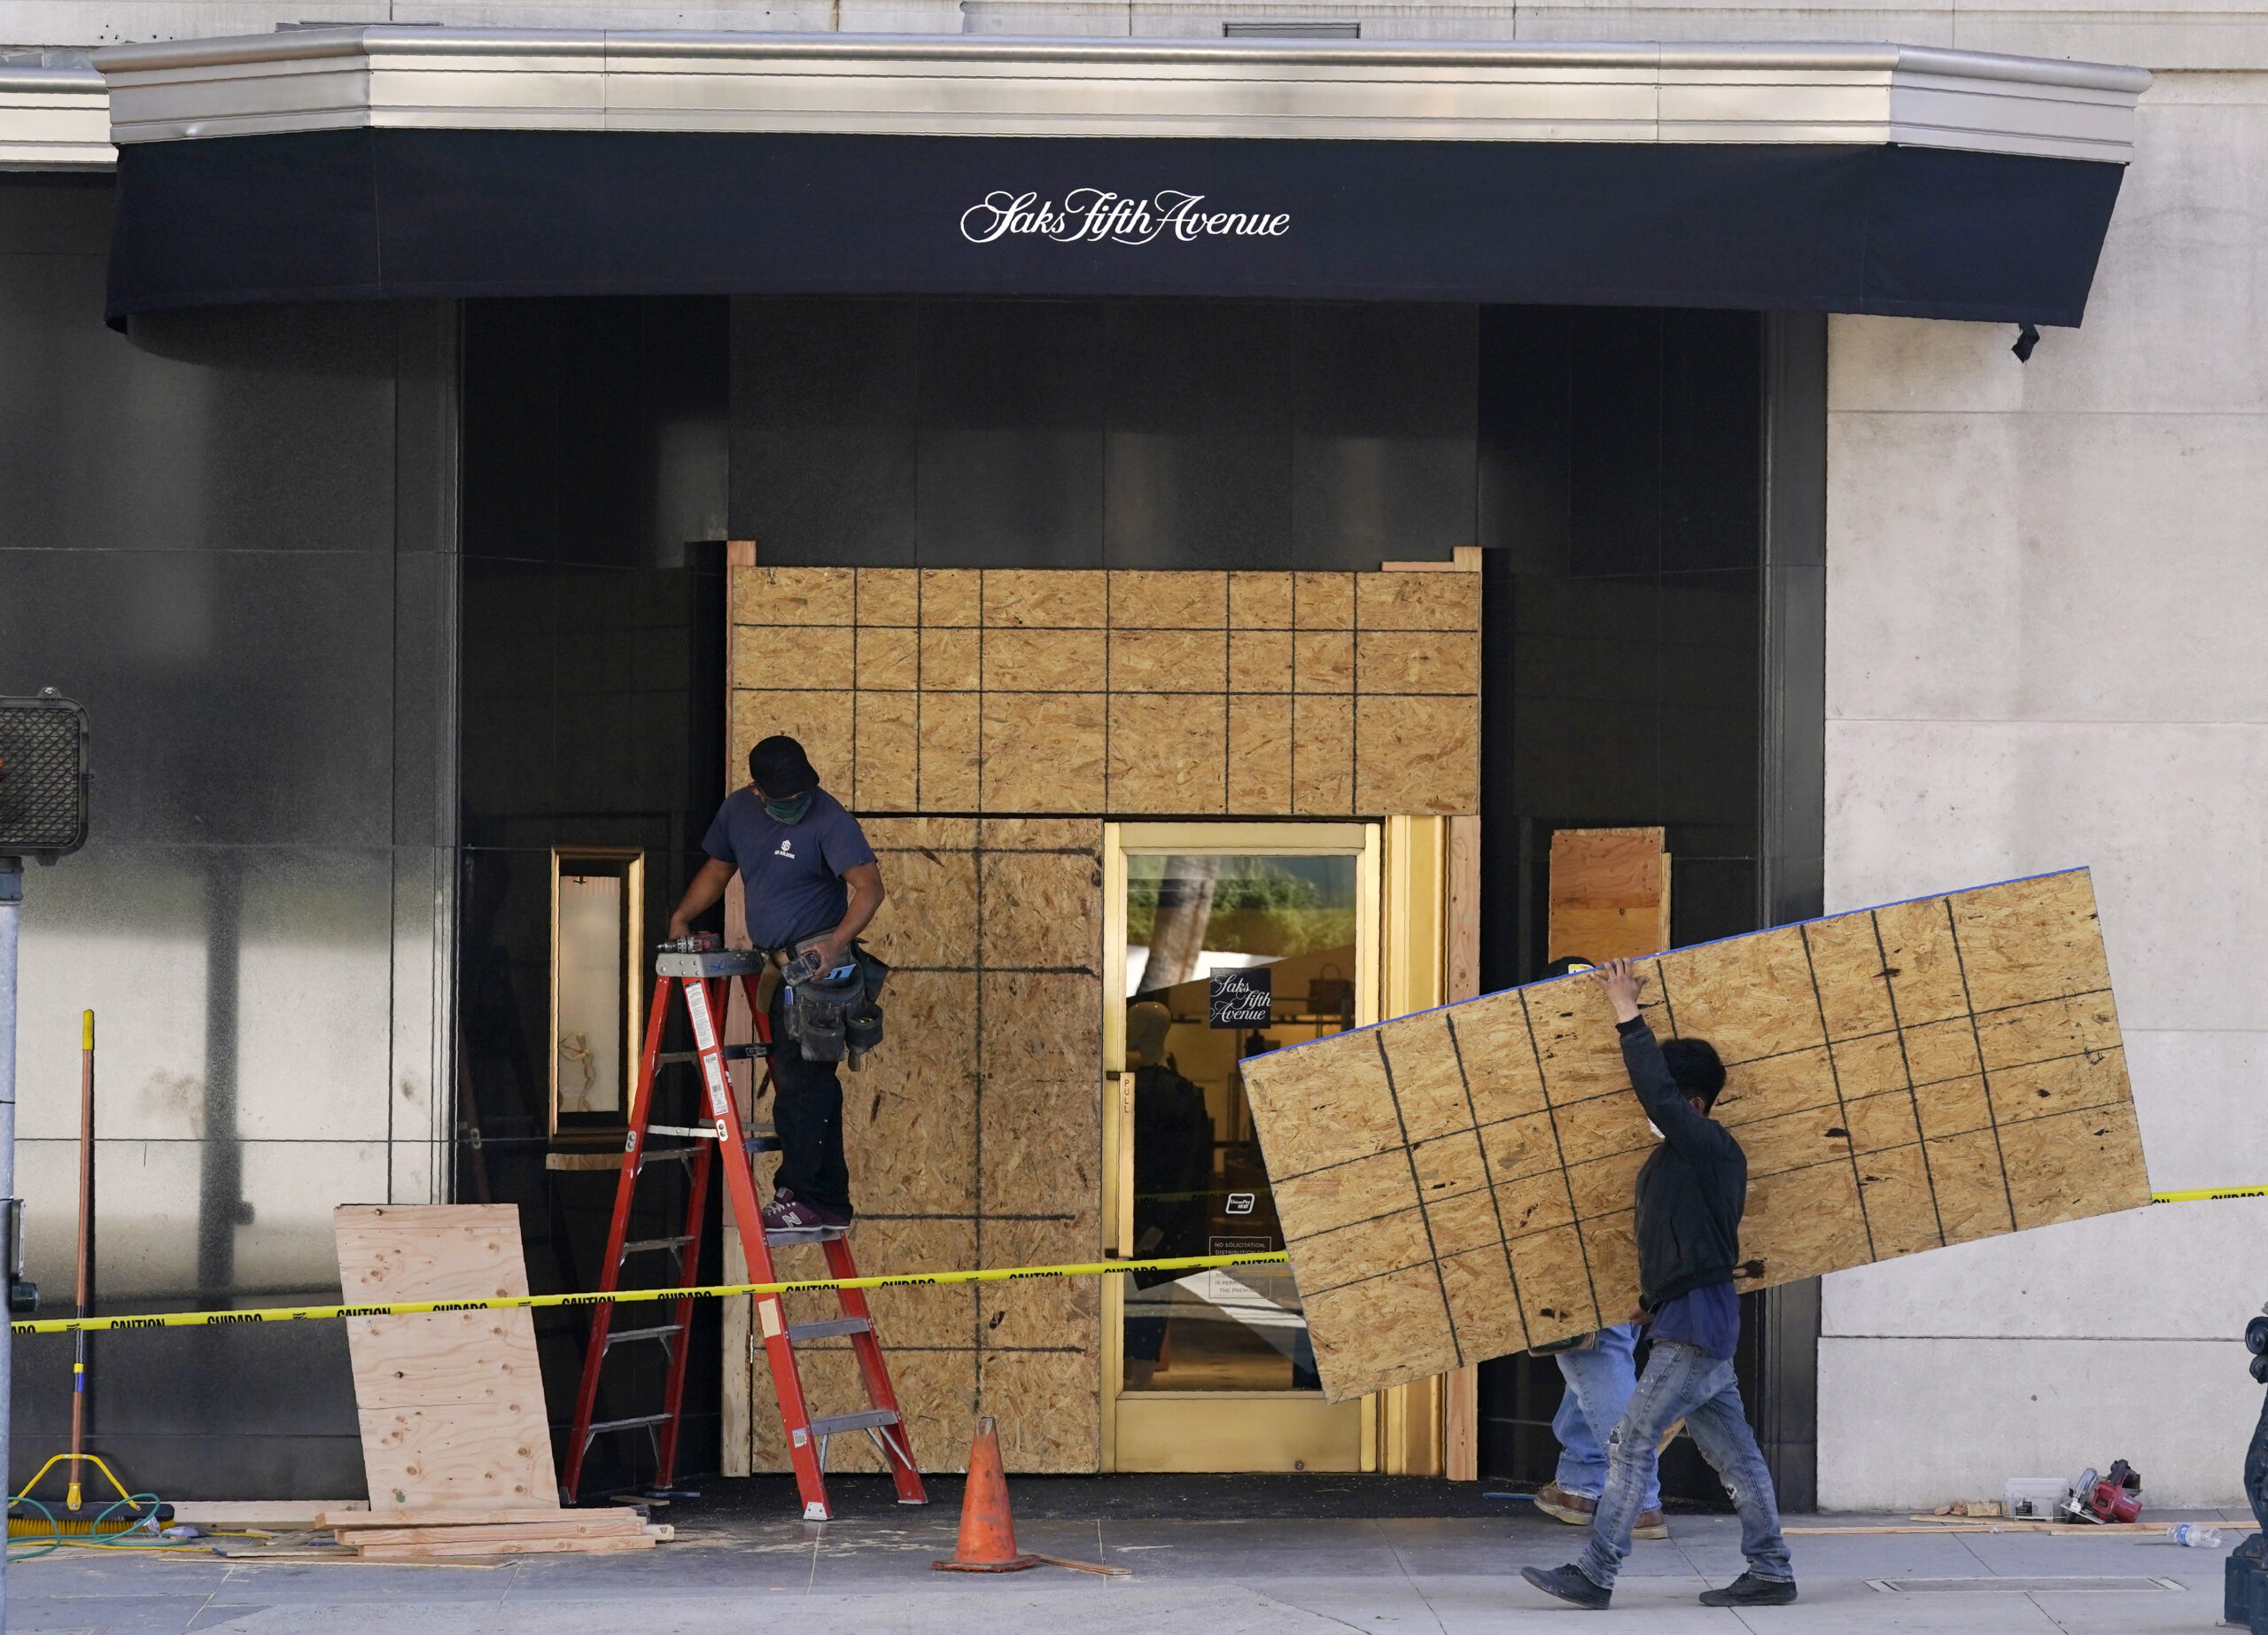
[726,817,1105,1475]
[1242,869,2149,1404]
[334,1204,557,1510]
[729,565,1478,816]
[1548,828,1673,966]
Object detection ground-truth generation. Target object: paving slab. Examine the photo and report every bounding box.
[0,1507,2244,1632]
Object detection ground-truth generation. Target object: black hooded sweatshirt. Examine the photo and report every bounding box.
[1619,1016,1746,1312]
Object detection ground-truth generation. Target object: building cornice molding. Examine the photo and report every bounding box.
[0,65,114,169]
[89,30,2148,162]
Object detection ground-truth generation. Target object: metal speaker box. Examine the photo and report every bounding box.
[0,692,90,859]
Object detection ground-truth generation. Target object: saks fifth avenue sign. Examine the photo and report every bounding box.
[960,189,1292,245]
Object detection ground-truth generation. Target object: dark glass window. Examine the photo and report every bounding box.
[733,298,1477,571]
[1473,307,1768,1503]
[458,295,730,1490]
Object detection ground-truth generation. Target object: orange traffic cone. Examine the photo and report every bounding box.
[932,1417,1040,1573]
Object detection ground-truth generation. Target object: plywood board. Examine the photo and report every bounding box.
[722,816,1104,1475]
[1354,696,1480,815]
[179,1503,368,1527]
[729,562,1479,819]
[322,1507,610,1529]
[334,1205,561,1511]
[1242,869,2149,1403]
[339,1516,649,1545]
[354,1533,657,1561]
[1547,828,1671,965]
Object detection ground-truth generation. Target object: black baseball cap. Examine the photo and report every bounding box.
[747,735,819,797]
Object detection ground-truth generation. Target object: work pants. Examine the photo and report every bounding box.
[1577,1340,1791,1592]
[766,982,851,1216]
[1552,1324,1662,1511]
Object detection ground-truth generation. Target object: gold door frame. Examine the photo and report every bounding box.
[548,846,646,1137]
[1378,814,1449,1476]
[1100,821,1381,1473]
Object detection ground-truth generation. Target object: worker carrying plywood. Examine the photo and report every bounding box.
[1520,958,1798,1613]
[667,735,884,1233]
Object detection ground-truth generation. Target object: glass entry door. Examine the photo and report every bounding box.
[1103,822,1379,1472]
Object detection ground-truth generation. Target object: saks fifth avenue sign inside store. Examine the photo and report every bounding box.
[960,189,1292,245]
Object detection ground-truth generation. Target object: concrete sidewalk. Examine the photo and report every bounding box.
[9,1506,2249,1632]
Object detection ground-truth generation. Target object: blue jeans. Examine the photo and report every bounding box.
[1552,1324,1661,1512]
[1578,1340,1792,1592]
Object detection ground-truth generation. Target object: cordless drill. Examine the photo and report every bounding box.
[781,945,855,987]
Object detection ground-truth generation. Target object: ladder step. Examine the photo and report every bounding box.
[645,1124,718,1140]
[586,1413,673,1436]
[765,1225,850,1247]
[621,1236,695,1255]
[807,1408,899,1438]
[603,1323,685,1350]
[655,1045,766,1066]
[635,1147,700,1170]
[785,1316,873,1343]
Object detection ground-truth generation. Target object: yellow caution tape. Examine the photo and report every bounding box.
[20,1184,2252,1335]
[7,1251,1291,1337]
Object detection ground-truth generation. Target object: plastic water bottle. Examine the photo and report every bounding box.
[2167,1524,2222,1548]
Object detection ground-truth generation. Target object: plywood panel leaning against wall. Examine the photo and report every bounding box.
[334,1205,558,1511]
[1547,828,1671,965]
[727,565,1479,819]
[1241,869,2149,1404]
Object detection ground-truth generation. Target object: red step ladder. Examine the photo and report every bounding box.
[561,946,927,1519]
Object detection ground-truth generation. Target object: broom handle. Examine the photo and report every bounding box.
[68,1011,91,1507]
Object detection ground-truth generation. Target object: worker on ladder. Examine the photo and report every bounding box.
[667,734,883,1233]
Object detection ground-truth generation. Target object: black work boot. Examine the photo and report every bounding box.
[1698,1572,1798,1607]
[1521,1563,1611,1609]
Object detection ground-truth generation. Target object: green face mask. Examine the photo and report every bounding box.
[762,790,815,825]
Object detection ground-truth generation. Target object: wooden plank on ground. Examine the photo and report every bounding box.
[335,1204,562,1512]
[322,1507,638,1530]
[170,1502,368,1528]
[1243,868,2150,1402]
[353,1532,660,1561]
[342,1518,662,1547]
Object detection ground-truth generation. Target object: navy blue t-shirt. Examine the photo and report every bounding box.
[1650,1280,1740,1361]
[701,786,877,951]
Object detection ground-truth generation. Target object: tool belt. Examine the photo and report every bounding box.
[771,941,889,1067]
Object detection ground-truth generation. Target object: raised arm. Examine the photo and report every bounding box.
[1589,957,1723,1161]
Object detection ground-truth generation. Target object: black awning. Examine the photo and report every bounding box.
[107,128,2124,326]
